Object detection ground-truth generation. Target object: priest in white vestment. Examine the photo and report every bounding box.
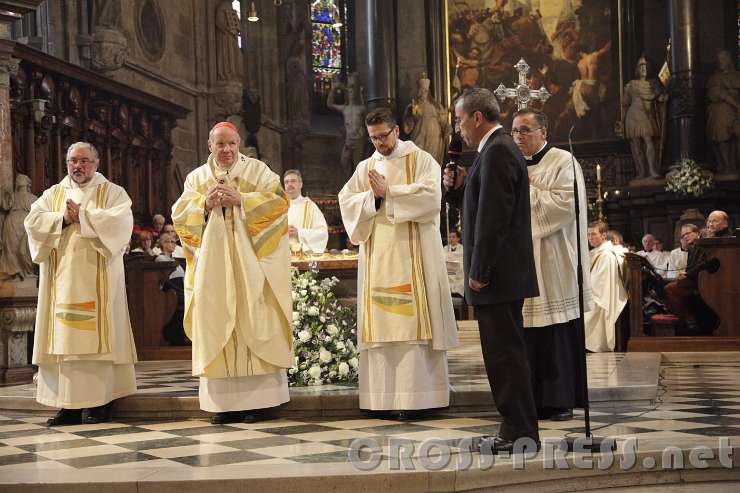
[638,234,671,277]
[25,142,137,426]
[339,108,458,420]
[172,122,293,424]
[585,221,628,352]
[284,169,329,253]
[668,223,701,278]
[444,230,465,296]
[513,109,593,422]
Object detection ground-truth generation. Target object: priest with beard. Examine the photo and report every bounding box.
[512,108,593,422]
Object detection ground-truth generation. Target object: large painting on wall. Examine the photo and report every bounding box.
[447,0,620,143]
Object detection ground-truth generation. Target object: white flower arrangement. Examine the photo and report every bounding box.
[665,159,714,197]
[289,265,359,386]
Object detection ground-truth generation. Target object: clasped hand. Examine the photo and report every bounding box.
[206,183,241,211]
[442,166,466,190]
[368,169,387,198]
[63,199,81,225]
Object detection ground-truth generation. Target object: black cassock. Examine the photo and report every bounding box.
[523,142,586,416]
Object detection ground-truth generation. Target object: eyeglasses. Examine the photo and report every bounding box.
[369,127,396,143]
[67,158,94,165]
[510,127,543,136]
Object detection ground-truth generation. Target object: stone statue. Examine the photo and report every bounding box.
[94,0,121,29]
[328,73,367,177]
[215,0,243,82]
[622,56,666,180]
[706,50,740,175]
[0,174,36,280]
[90,0,126,72]
[402,74,451,166]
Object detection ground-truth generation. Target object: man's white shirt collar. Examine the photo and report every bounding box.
[477,124,502,153]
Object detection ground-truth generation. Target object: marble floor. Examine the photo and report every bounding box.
[0,328,738,491]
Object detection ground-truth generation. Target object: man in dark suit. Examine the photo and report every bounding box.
[444,88,540,453]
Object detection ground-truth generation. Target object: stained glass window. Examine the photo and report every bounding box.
[311,0,343,78]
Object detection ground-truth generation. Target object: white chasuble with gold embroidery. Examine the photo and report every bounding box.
[25,172,137,408]
[339,140,458,410]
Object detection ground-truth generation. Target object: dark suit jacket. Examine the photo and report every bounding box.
[452,127,539,305]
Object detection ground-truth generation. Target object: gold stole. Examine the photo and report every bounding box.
[362,151,432,344]
[302,199,312,228]
[47,182,112,355]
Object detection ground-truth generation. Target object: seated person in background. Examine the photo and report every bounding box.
[150,213,165,240]
[155,232,187,345]
[155,232,185,279]
[585,221,627,352]
[637,233,671,278]
[284,169,329,253]
[444,230,465,297]
[705,210,733,237]
[606,229,629,256]
[130,230,158,256]
[668,224,700,277]
[158,223,185,258]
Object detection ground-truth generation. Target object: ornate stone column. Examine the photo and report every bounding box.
[668,0,699,164]
[365,0,396,110]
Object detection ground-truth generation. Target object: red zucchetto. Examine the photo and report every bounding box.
[211,121,238,132]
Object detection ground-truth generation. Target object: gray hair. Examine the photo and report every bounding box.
[66,142,100,161]
[681,223,700,234]
[283,169,302,180]
[513,108,549,129]
[208,126,241,142]
[455,88,501,123]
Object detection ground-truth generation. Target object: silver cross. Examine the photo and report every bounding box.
[494,58,550,110]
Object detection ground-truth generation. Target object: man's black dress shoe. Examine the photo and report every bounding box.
[478,435,540,455]
[83,402,114,424]
[550,408,574,421]
[47,408,83,427]
[210,411,244,425]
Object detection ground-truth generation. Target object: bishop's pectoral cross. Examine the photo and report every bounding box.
[494,58,550,110]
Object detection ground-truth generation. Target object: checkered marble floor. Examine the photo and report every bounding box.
[0,328,635,401]
[0,362,737,470]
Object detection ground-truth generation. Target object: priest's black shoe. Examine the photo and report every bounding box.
[83,402,114,424]
[47,408,83,427]
[550,408,574,421]
[395,409,433,421]
[478,435,541,455]
[210,411,244,425]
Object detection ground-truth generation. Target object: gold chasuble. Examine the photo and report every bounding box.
[25,172,137,409]
[339,140,458,411]
[172,154,293,381]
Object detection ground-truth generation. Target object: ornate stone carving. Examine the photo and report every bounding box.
[212,80,243,116]
[403,73,451,166]
[91,27,127,73]
[215,0,242,82]
[0,305,35,370]
[706,50,740,176]
[0,174,36,280]
[0,55,19,88]
[327,73,367,178]
[135,0,166,62]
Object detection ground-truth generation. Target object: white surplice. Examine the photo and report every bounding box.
[585,241,628,352]
[288,195,329,253]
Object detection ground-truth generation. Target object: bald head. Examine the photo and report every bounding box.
[706,210,729,236]
[641,234,656,251]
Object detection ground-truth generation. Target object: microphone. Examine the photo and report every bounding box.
[445,136,463,198]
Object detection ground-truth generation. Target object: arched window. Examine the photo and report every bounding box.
[311,0,348,103]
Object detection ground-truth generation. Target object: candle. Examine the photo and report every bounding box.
[596,164,602,182]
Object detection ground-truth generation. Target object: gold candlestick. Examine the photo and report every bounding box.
[596,163,606,223]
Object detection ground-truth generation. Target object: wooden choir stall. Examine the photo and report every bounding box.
[626,236,740,351]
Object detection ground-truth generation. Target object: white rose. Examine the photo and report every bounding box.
[319,347,332,363]
[307,306,320,316]
[338,362,350,376]
[300,289,307,296]
[292,311,300,322]
[319,315,326,323]
[335,341,345,351]
[292,291,298,301]
[308,365,322,380]
[349,357,359,369]
[298,330,311,343]
[327,324,338,335]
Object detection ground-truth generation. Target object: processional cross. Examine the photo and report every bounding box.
[494,58,550,110]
